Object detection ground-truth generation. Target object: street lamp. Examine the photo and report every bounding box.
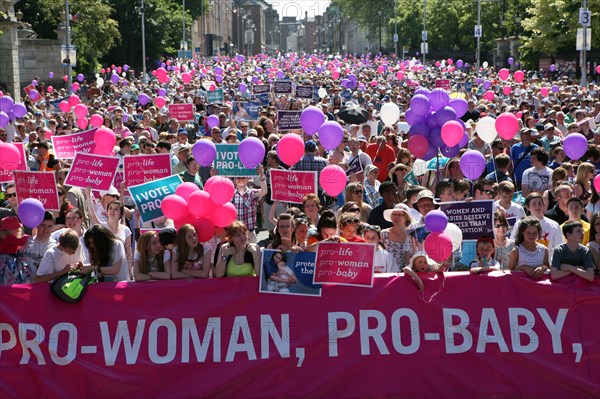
[64,0,72,92]
[378,11,383,53]
[135,0,147,82]
[181,0,186,58]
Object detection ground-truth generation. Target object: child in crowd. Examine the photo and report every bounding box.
[158,228,177,273]
[171,224,211,279]
[363,224,399,273]
[469,237,501,274]
[435,179,455,203]
[453,179,471,201]
[133,231,171,281]
[0,216,33,284]
[563,197,590,244]
[551,221,595,282]
[403,251,447,291]
[34,230,82,283]
[508,216,550,279]
[495,181,526,227]
[0,216,29,256]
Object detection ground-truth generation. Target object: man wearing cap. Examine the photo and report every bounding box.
[171,128,189,154]
[539,123,560,151]
[366,136,396,183]
[412,189,439,225]
[367,181,398,229]
[363,164,381,207]
[510,128,539,190]
[173,144,192,175]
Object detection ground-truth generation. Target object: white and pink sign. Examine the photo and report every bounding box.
[123,153,172,187]
[51,128,97,159]
[13,171,59,210]
[0,142,26,183]
[65,153,119,191]
[168,103,195,121]
[270,170,317,204]
[314,242,375,287]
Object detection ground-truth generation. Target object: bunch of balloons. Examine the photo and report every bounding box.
[161,179,238,241]
[423,210,463,262]
[0,96,28,128]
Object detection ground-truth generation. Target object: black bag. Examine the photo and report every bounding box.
[51,272,96,304]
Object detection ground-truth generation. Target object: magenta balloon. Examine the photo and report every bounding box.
[460,150,486,180]
[563,133,588,160]
[239,137,266,169]
[441,120,464,147]
[448,98,468,118]
[89,113,103,128]
[594,174,600,193]
[429,88,450,112]
[276,134,304,166]
[409,94,430,116]
[161,194,188,220]
[407,135,429,159]
[59,101,70,113]
[18,198,45,229]
[495,112,519,140]
[424,210,448,233]
[319,165,346,196]
[318,121,344,151]
[206,114,220,129]
[73,104,88,119]
[94,127,116,149]
[12,103,27,118]
[0,142,22,171]
[424,232,453,262]
[175,182,200,201]
[210,202,237,228]
[188,191,213,218]
[192,139,217,167]
[209,177,235,206]
[300,106,325,135]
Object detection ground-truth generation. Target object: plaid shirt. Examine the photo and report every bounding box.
[232,188,260,230]
[291,153,328,173]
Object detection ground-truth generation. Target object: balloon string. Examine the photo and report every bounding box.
[419,273,446,303]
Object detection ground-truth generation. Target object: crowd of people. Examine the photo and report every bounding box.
[0,52,599,290]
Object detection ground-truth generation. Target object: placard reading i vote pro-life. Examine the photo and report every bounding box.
[129,174,183,223]
[214,144,258,177]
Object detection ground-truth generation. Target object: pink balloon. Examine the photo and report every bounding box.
[47,86,54,93]
[502,86,512,95]
[94,126,116,149]
[483,91,495,101]
[319,165,346,196]
[161,194,188,220]
[495,112,519,140]
[68,94,80,107]
[89,113,104,128]
[594,174,600,193]
[210,202,237,228]
[446,58,453,65]
[76,117,89,130]
[181,72,192,83]
[175,182,200,201]
[498,68,510,81]
[513,70,525,83]
[209,177,235,206]
[59,101,70,113]
[73,104,88,119]
[424,232,453,262]
[72,82,80,92]
[0,142,22,171]
[407,135,429,159]
[516,112,522,119]
[396,71,404,80]
[597,65,600,74]
[276,134,304,166]
[540,87,549,97]
[188,191,213,218]
[332,70,340,79]
[203,176,220,193]
[192,218,216,242]
[441,120,464,147]
[155,96,166,108]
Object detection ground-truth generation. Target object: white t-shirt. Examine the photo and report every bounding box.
[24,236,56,274]
[522,166,553,193]
[373,247,400,273]
[495,200,526,228]
[36,246,85,282]
[108,240,128,282]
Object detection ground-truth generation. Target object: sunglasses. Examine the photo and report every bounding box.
[495,224,507,229]
[5,193,17,198]
[348,207,360,212]
[342,218,360,225]
[354,190,363,194]
[482,190,494,195]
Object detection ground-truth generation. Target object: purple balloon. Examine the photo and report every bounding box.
[158,88,167,97]
[434,106,457,126]
[460,150,486,180]
[300,106,325,136]
[348,73,357,82]
[48,72,54,78]
[31,80,38,87]
[475,78,482,84]
[483,80,492,90]
[18,198,45,229]
[405,108,425,126]
[414,87,431,99]
[77,73,84,82]
[549,64,556,72]
[429,127,445,148]
[192,139,217,167]
[123,64,130,71]
[138,93,150,106]
[277,70,285,79]
[422,144,438,161]
[410,94,431,116]
[215,66,224,75]
[449,98,468,118]
[318,121,344,151]
[160,63,166,68]
[256,67,263,73]
[11,103,27,118]
[206,115,220,129]
[409,123,430,138]
[0,111,9,128]
[239,83,247,93]
[28,89,40,100]
[0,96,14,113]
[341,78,350,88]
[441,144,460,158]
[456,59,464,68]
[111,74,120,83]
[239,137,266,169]
[552,85,559,93]
[429,88,450,112]
[424,210,448,233]
[215,74,223,83]
[508,57,514,65]
[252,76,259,83]
[425,112,439,128]
[563,133,588,160]
[459,132,469,148]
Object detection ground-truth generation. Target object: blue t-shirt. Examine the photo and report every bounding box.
[510,143,538,184]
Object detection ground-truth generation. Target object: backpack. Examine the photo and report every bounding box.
[51,272,96,304]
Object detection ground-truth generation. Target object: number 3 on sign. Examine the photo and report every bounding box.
[579,8,591,27]
[474,25,482,38]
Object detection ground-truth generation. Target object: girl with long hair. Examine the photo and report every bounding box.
[508,216,549,279]
[83,224,128,282]
[171,224,211,279]
[133,231,170,281]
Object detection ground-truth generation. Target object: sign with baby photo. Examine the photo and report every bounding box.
[13,171,60,210]
[259,250,322,297]
[64,153,119,191]
[313,242,375,287]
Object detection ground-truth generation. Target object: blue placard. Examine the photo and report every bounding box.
[232,101,259,121]
[207,89,224,103]
[129,174,183,223]
[214,144,258,176]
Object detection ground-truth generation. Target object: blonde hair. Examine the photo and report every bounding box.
[137,231,164,274]
[575,162,594,187]
[175,224,203,271]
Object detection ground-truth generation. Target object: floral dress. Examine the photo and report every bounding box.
[381,229,417,268]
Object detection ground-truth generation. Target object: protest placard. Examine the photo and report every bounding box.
[206,89,224,103]
[252,84,271,94]
[214,144,257,177]
[64,153,119,191]
[129,174,183,223]
[270,169,316,203]
[259,250,322,297]
[440,200,495,241]
[313,242,375,287]
[276,110,302,130]
[232,101,259,121]
[51,128,97,159]
[168,104,195,121]
[435,79,451,90]
[0,143,25,183]
[253,93,270,105]
[13,171,59,210]
[346,155,363,176]
[295,85,315,99]
[273,81,292,94]
[123,153,172,187]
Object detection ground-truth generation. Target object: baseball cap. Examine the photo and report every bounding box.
[177,128,188,135]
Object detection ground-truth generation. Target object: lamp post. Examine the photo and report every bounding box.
[378,11,383,53]
[64,0,72,92]
[581,0,589,87]
[422,0,426,65]
[476,0,481,71]
[181,0,186,58]
[394,0,398,56]
[136,0,147,83]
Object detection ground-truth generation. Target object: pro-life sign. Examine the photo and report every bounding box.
[214,144,257,177]
[314,242,375,287]
[129,174,183,223]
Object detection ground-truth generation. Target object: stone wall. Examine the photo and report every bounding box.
[18,38,65,88]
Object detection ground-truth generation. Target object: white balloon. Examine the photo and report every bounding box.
[380,102,400,126]
[318,88,327,99]
[482,61,489,69]
[444,223,463,251]
[412,159,427,176]
[95,73,100,78]
[96,77,104,87]
[475,116,498,143]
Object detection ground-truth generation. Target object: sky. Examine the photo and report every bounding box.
[265,0,331,20]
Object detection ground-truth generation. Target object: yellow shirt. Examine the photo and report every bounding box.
[560,219,590,245]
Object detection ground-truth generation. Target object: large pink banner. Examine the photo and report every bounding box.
[0,142,26,183]
[1,273,598,399]
[13,171,59,210]
[123,153,172,187]
[64,153,119,190]
[50,128,97,159]
[270,169,317,204]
